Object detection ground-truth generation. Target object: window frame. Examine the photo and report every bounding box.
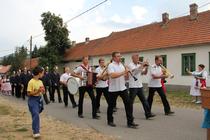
[181,53,196,75]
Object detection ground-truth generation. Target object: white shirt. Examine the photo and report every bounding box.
[60,73,71,83]
[148,64,162,88]
[127,62,143,88]
[107,61,126,92]
[95,66,108,88]
[74,64,91,87]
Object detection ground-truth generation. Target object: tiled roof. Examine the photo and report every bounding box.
[64,10,210,61]
[0,65,11,74]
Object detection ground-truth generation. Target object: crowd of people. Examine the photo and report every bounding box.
[0,52,209,139]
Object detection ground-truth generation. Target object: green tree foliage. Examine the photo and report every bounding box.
[31,45,39,58]
[1,46,28,72]
[40,11,71,70]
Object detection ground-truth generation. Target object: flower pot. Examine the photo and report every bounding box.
[201,88,210,109]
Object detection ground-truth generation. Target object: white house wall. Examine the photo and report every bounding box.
[90,45,210,87]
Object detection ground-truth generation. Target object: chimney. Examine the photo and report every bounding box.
[162,12,169,25]
[85,37,90,44]
[72,41,76,47]
[190,3,198,20]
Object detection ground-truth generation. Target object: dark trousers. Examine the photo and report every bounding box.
[107,90,134,124]
[78,86,97,117]
[95,87,109,110]
[129,88,151,117]
[45,86,53,102]
[63,87,76,107]
[52,86,62,102]
[15,85,21,98]
[43,86,50,103]
[22,85,27,100]
[11,84,15,96]
[147,87,171,113]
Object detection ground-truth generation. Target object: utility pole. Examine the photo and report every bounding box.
[29,36,32,70]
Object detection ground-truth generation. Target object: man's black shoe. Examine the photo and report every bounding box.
[78,114,84,118]
[108,122,116,127]
[72,104,78,108]
[93,115,100,119]
[165,111,175,115]
[146,113,156,119]
[127,123,138,129]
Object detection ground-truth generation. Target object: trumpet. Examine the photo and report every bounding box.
[98,62,111,81]
[160,64,174,79]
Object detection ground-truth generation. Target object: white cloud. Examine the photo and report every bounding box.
[132,5,148,20]
[110,14,133,24]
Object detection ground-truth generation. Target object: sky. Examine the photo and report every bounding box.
[0,0,210,57]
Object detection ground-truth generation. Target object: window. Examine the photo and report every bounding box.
[121,58,125,64]
[182,53,196,75]
[139,57,144,62]
[161,55,167,68]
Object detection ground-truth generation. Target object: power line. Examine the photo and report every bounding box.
[176,1,210,17]
[32,0,108,40]
[65,0,108,23]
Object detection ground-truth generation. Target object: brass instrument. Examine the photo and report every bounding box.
[98,62,111,81]
[160,64,174,79]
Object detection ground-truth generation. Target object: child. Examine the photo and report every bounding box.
[202,109,210,140]
[187,64,208,104]
[27,66,45,138]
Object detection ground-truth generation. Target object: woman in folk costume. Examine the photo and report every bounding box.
[1,75,12,95]
[187,64,208,104]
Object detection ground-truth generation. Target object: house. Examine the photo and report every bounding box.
[0,65,11,74]
[63,3,210,90]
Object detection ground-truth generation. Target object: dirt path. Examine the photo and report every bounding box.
[0,95,116,140]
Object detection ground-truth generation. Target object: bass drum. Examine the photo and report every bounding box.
[67,77,80,95]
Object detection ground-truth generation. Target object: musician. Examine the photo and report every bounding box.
[41,67,51,104]
[51,66,62,103]
[147,55,174,115]
[72,56,99,119]
[20,67,28,100]
[14,70,22,98]
[60,67,77,108]
[95,58,109,113]
[107,52,138,128]
[128,54,155,119]
[10,71,16,96]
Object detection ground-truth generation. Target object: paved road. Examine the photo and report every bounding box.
[1,95,206,140]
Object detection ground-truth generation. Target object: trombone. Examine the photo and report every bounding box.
[160,64,174,79]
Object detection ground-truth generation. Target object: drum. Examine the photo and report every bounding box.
[67,77,80,95]
[87,72,97,86]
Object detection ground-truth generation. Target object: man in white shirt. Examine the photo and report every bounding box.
[128,54,155,119]
[60,67,77,108]
[107,52,138,129]
[148,56,174,115]
[95,58,109,113]
[72,56,99,119]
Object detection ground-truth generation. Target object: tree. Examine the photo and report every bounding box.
[31,45,39,58]
[40,11,71,70]
[1,46,28,72]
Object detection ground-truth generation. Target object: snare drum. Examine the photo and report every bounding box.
[67,77,80,95]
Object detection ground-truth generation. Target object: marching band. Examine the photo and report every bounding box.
[0,52,178,129]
